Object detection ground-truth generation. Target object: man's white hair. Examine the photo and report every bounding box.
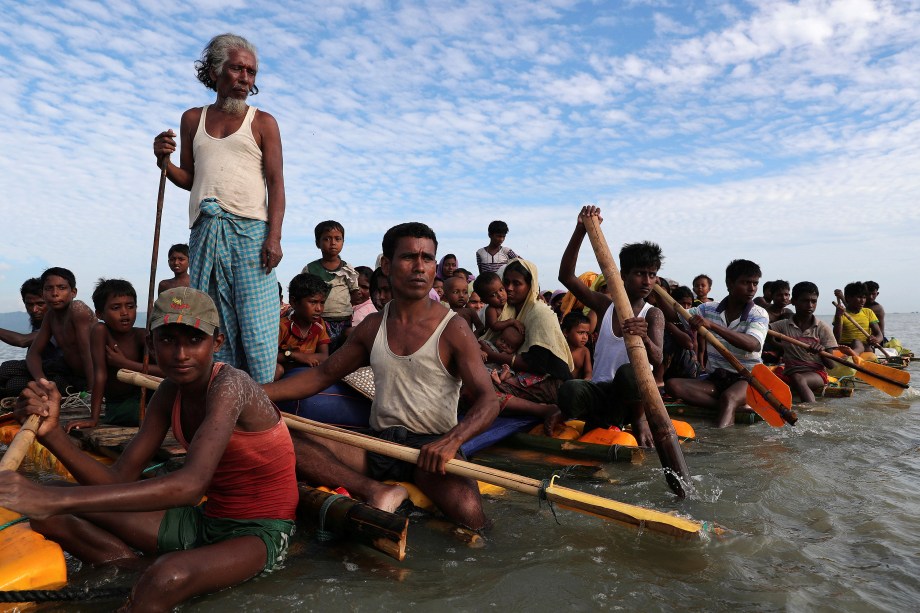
[195,33,259,95]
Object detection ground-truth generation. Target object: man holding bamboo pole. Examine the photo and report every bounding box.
[264,223,500,530]
[153,33,285,384]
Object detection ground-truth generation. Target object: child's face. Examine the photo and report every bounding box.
[432,279,444,299]
[318,229,344,259]
[482,279,507,308]
[693,278,710,298]
[373,276,392,309]
[441,258,457,278]
[727,275,760,302]
[168,251,189,275]
[565,323,591,348]
[293,293,325,322]
[678,295,694,310]
[98,293,137,333]
[488,232,506,247]
[43,275,76,311]
[151,324,221,386]
[352,275,371,305]
[495,329,522,354]
[444,281,468,309]
[794,292,818,316]
[772,286,791,307]
[467,292,483,311]
[845,293,867,311]
[622,266,658,300]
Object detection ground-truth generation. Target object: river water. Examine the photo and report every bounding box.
[3,314,919,611]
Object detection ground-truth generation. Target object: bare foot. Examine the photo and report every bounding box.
[490,370,502,386]
[366,482,410,514]
[543,406,563,436]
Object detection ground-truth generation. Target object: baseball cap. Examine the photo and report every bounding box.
[149,287,219,335]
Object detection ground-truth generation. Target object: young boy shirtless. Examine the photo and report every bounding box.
[665,259,769,428]
[765,280,792,323]
[556,206,664,447]
[443,276,485,335]
[3,287,298,612]
[157,243,191,294]
[67,279,164,431]
[561,311,592,380]
[864,281,886,340]
[25,267,95,394]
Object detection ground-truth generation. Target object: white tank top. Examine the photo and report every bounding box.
[593,301,655,383]
[369,303,460,434]
[188,105,267,227]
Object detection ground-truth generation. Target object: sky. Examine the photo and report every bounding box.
[1,0,919,318]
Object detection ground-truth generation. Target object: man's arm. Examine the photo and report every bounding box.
[873,304,886,337]
[622,307,664,366]
[72,302,96,391]
[0,327,37,348]
[257,110,285,272]
[68,323,108,431]
[417,318,500,475]
[152,108,198,191]
[558,206,612,315]
[25,315,52,381]
[264,314,375,402]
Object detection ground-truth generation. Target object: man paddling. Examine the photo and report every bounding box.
[265,223,500,530]
[665,259,769,427]
[1,288,298,612]
[153,33,286,384]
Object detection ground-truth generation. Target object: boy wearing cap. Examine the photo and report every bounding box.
[4,288,299,611]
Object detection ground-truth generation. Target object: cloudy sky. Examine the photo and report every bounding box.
[1,0,918,317]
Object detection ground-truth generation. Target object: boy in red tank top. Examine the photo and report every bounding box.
[4,287,298,612]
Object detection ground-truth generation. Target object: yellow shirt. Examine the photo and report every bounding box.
[839,307,878,343]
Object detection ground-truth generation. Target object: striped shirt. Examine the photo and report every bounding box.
[476,246,519,275]
[690,299,768,372]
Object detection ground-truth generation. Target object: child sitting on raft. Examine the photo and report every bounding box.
[665,259,769,428]
[833,282,882,354]
[67,279,163,431]
[561,311,592,380]
[351,266,377,328]
[4,288,298,611]
[443,276,484,335]
[766,279,792,323]
[473,271,523,338]
[770,281,841,403]
[479,325,525,385]
[277,273,331,379]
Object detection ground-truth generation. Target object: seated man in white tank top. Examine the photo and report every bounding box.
[265,223,500,531]
[555,207,665,448]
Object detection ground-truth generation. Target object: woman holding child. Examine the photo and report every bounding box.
[479,259,573,432]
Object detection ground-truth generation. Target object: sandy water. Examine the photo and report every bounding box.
[2,314,919,612]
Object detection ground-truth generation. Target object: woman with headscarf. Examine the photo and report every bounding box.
[479,258,574,433]
[436,254,459,281]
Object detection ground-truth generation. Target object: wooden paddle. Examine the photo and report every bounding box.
[116,369,712,539]
[0,415,42,472]
[652,285,796,427]
[767,329,910,397]
[832,292,892,358]
[581,217,691,499]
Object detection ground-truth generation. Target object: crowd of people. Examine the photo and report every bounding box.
[0,32,897,612]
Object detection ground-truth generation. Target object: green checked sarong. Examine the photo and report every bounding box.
[190,198,279,384]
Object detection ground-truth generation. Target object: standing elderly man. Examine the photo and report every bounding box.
[153,33,285,384]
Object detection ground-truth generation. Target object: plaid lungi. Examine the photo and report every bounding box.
[190,199,279,384]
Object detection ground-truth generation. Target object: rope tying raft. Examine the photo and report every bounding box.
[315,493,348,542]
[0,586,131,602]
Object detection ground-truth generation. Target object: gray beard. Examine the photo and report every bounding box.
[217,97,248,115]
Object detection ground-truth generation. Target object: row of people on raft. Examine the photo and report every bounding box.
[2,206,889,444]
[0,212,893,611]
[0,220,529,610]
